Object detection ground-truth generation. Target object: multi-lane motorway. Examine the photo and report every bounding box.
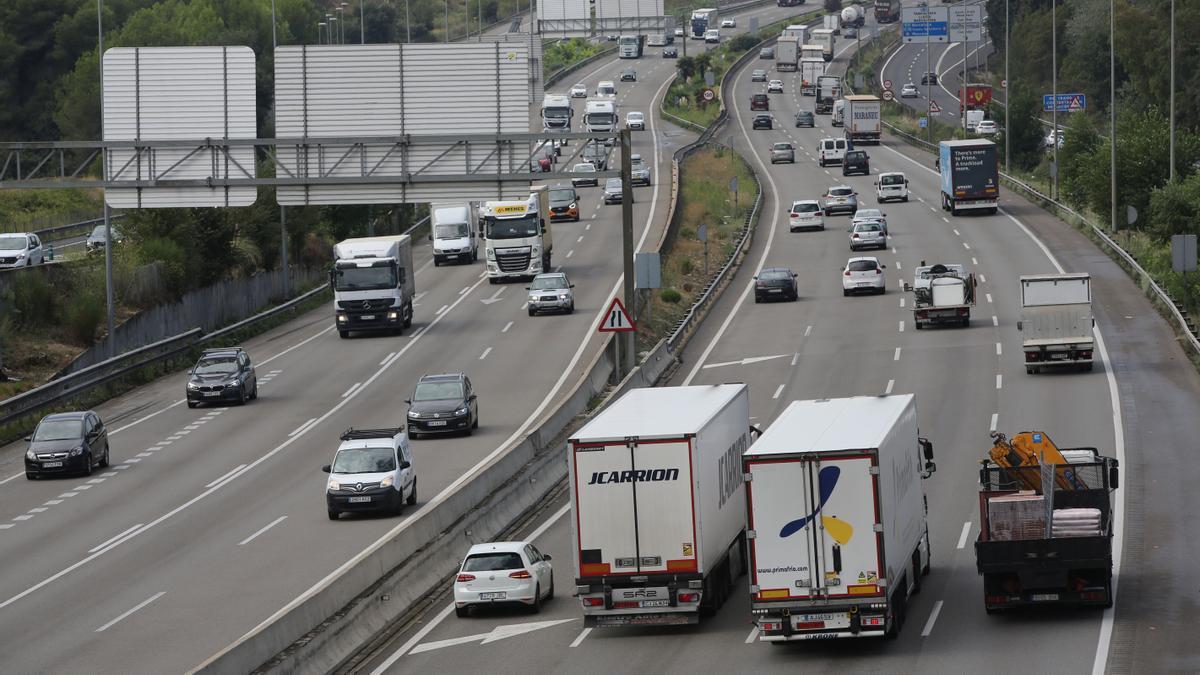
[359,8,1200,675]
[0,3,808,674]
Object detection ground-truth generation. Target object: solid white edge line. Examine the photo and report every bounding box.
[956,521,972,550]
[95,591,166,633]
[342,382,362,398]
[238,515,288,547]
[744,625,760,644]
[88,523,145,554]
[0,472,22,485]
[920,599,944,637]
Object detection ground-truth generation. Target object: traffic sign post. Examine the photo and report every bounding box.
[928,100,941,114]
[598,297,636,333]
[1042,93,1086,113]
[883,79,893,91]
[701,88,715,104]
[882,89,894,101]
[948,4,982,42]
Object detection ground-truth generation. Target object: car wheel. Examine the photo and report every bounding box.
[338,330,349,338]
[754,295,761,304]
[903,196,909,202]
[915,321,923,330]
[25,472,36,480]
[406,478,417,505]
[548,573,555,598]
[567,302,575,314]
[82,451,93,477]
[99,446,110,468]
[327,508,340,521]
[187,401,198,408]
[250,381,259,400]
[1026,366,1035,375]
[433,258,441,267]
[455,606,471,618]
[531,584,543,614]
[237,385,247,406]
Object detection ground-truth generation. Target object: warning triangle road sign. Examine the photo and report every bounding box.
[598,297,636,333]
[928,99,941,113]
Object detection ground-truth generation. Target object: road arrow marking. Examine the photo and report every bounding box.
[702,354,791,369]
[480,287,506,305]
[410,618,576,654]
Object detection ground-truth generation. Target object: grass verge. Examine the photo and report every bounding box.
[543,39,609,81]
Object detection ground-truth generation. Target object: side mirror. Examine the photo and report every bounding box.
[468,394,477,401]
[905,180,910,186]
[749,424,763,439]
[881,264,887,269]
[399,460,411,470]
[903,282,912,292]
[543,553,553,561]
[919,437,934,460]
[404,399,412,405]
[24,436,31,442]
[570,284,576,288]
[1108,462,1120,489]
[1016,320,1023,331]
[525,287,531,290]
[427,233,433,241]
[321,464,332,473]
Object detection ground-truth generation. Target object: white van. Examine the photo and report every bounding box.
[832,99,846,127]
[818,138,848,167]
[875,171,910,202]
[323,427,416,520]
[596,80,617,97]
[430,203,479,265]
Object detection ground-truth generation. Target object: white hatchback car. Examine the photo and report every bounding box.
[721,17,736,28]
[767,79,784,94]
[975,120,999,135]
[626,111,645,130]
[788,200,824,231]
[570,83,588,98]
[454,541,554,616]
[842,256,887,295]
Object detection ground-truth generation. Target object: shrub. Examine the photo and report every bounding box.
[660,288,683,303]
[680,259,694,274]
[63,290,104,345]
[10,273,55,328]
[729,33,759,53]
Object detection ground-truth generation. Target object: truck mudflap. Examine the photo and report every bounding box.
[757,608,887,640]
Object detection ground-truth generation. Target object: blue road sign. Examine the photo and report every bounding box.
[1042,93,1086,112]
[903,21,948,40]
[919,117,928,129]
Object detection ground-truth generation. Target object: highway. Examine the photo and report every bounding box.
[361,8,1200,675]
[0,4,810,674]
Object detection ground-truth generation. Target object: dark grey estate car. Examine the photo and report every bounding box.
[406,373,479,438]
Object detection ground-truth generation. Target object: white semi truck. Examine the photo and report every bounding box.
[776,36,800,72]
[330,235,415,338]
[540,94,573,133]
[1018,273,1095,373]
[482,187,552,283]
[744,395,936,641]
[800,58,825,96]
[811,28,835,62]
[569,384,754,627]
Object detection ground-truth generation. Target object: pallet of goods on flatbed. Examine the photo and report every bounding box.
[986,492,1046,541]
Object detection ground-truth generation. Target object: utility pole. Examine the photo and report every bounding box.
[1005,0,1009,174]
[1051,0,1058,199]
[926,27,932,145]
[406,0,411,42]
[360,0,366,43]
[1169,0,1175,182]
[272,0,290,297]
[619,129,636,376]
[98,0,116,351]
[1110,0,1117,231]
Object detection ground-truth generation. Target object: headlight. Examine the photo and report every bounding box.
[569,202,577,209]
[387,311,399,319]
[455,406,469,416]
[187,381,200,390]
[327,480,341,491]
[337,314,348,323]
[380,475,395,488]
[25,449,36,461]
[408,410,421,418]
[16,252,25,259]
[68,446,84,457]
[559,294,569,300]
[530,246,540,257]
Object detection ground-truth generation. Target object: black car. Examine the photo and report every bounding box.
[620,67,637,82]
[662,45,678,58]
[794,110,815,127]
[842,149,870,176]
[752,114,773,130]
[25,411,110,478]
[548,185,580,222]
[406,373,479,438]
[186,347,258,407]
[920,71,938,85]
[754,267,799,303]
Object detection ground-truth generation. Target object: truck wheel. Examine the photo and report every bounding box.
[1083,362,1094,372]
[433,257,441,267]
[914,321,923,330]
[910,552,922,595]
[885,582,907,639]
[402,304,413,329]
[902,196,909,202]
[472,249,479,262]
[961,317,970,327]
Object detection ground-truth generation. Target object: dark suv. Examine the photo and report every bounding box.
[750,93,769,111]
[24,411,110,478]
[406,373,479,438]
[920,71,938,85]
[842,150,870,176]
[186,347,258,407]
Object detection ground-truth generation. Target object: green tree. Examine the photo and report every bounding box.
[1000,84,1045,170]
[1059,111,1101,206]
[1147,173,1200,240]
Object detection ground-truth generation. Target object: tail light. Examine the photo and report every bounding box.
[509,570,532,579]
[875,268,882,275]
[861,616,885,626]
[844,270,851,276]
[957,308,969,316]
[1081,590,1107,602]
[678,592,700,603]
[1079,350,1093,359]
[985,595,1007,606]
[760,621,782,631]
[1025,352,1041,362]
[581,597,604,607]
[456,574,476,582]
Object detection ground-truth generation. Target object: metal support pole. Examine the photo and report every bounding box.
[1110,0,1117,231]
[445,0,450,42]
[619,128,636,375]
[406,0,412,42]
[281,206,290,296]
[1052,0,1058,199]
[361,0,366,43]
[926,33,932,144]
[1005,0,1009,174]
[98,0,116,350]
[961,38,967,134]
[1169,0,1175,182]
[271,0,278,50]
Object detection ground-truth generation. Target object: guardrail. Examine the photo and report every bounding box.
[544,46,619,88]
[0,281,330,431]
[35,213,126,243]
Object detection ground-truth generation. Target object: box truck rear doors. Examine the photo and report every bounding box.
[574,439,696,576]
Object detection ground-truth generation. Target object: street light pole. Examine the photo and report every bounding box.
[1005,0,1009,174]
[360,0,365,43]
[1110,0,1116,231]
[1169,0,1175,182]
[98,0,116,350]
[336,7,344,43]
[406,0,411,42]
[1051,0,1058,199]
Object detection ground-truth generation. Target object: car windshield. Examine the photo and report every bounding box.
[334,265,397,291]
[793,203,819,213]
[829,187,853,196]
[0,236,27,249]
[773,143,791,150]
[855,222,882,232]
[434,223,470,239]
[530,275,567,290]
[194,356,238,375]
[848,260,878,272]
[598,84,615,95]
[628,113,643,121]
[332,446,396,474]
[880,174,904,186]
[605,179,622,190]
[32,419,83,442]
[573,83,584,90]
[485,215,539,239]
[549,189,575,202]
[761,269,791,280]
[463,552,523,572]
[573,164,595,172]
[90,226,106,239]
[413,381,464,401]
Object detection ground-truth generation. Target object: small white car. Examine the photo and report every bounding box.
[626,111,645,130]
[0,232,45,268]
[767,79,784,94]
[975,120,999,135]
[875,171,909,202]
[323,427,416,520]
[570,83,588,98]
[705,28,720,43]
[571,162,599,188]
[675,27,685,37]
[454,541,554,616]
[630,154,652,186]
[527,272,575,315]
[842,256,887,296]
[597,80,617,97]
[721,18,736,28]
[788,200,824,232]
[900,82,919,98]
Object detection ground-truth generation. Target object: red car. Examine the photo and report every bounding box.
[750,93,769,111]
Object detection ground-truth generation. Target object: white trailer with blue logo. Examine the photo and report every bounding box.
[568,384,753,627]
[743,395,936,640]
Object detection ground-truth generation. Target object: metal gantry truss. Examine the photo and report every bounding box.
[0,131,627,192]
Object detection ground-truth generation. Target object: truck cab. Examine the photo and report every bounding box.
[540,94,573,133]
[430,203,479,266]
[584,99,619,145]
[331,235,415,338]
[482,187,552,283]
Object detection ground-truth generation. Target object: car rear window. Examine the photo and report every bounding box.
[847,151,865,160]
[854,222,882,232]
[761,269,791,280]
[773,143,791,150]
[880,174,904,186]
[849,260,878,272]
[830,187,853,196]
[753,94,767,101]
[792,202,819,213]
[463,552,524,572]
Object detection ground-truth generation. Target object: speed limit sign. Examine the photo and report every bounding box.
[882,89,895,101]
[702,88,715,102]
[883,79,893,90]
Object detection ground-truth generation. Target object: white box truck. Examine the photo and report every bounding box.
[800,55,825,96]
[430,203,479,266]
[569,384,754,627]
[811,28,835,61]
[331,235,415,338]
[780,24,808,42]
[482,187,552,282]
[844,94,882,144]
[822,14,840,35]
[744,395,937,641]
[1017,273,1095,373]
[776,36,800,72]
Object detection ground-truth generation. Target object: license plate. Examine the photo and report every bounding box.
[799,613,844,622]
[1031,593,1059,601]
[858,283,873,288]
[42,461,63,468]
[360,314,375,321]
[348,496,372,503]
[1050,353,1068,360]
[204,391,220,397]
[768,288,781,293]
[642,600,670,607]
[427,420,447,427]
[480,592,506,600]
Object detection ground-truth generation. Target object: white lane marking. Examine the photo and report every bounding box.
[436,304,449,315]
[238,516,288,546]
[952,228,959,235]
[288,418,318,438]
[992,315,998,327]
[943,217,950,223]
[459,285,470,296]
[898,320,905,333]
[157,440,172,446]
[380,352,396,366]
[972,257,979,265]
[0,524,12,530]
[43,500,63,506]
[772,384,785,400]
[996,374,1003,389]
[791,353,800,366]
[570,627,593,648]
[501,321,514,333]
[957,521,973,549]
[12,515,32,521]
[28,507,47,513]
[885,379,895,395]
[963,242,971,250]
[585,223,592,230]
[88,477,108,483]
[986,293,993,303]
[342,382,363,398]
[567,250,575,258]
[1091,328,1126,675]
[744,626,760,644]
[920,600,944,637]
[900,297,906,308]
[804,325,813,337]
[989,413,998,432]
[205,464,248,489]
[184,424,201,430]
[895,261,901,270]
[978,273,986,284]
[76,481,96,486]
[95,592,166,633]
[577,235,584,243]
[58,492,78,498]
[89,524,145,554]
[894,347,901,361]
[996,342,1002,356]
[930,207,937,212]
[369,503,572,673]
[0,473,22,485]
[479,347,493,360]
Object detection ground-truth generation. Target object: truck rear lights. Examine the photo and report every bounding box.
[796,621,825,630]
[1080,591,1107,602]
[581,597,604,607]
[509,570,532,579]
[1079,350,1093,359]
[678,592,700,603]
[760,621,782,632]
[957,308,969,315]
[1025,352,1041,362]
[861,616,885,626]
[985,595,1007,605]
[456,574,475,582]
